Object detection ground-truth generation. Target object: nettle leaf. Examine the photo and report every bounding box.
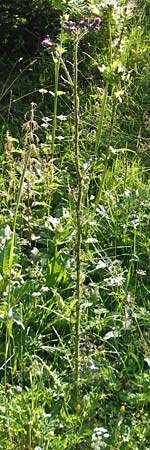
[104,331,120,340]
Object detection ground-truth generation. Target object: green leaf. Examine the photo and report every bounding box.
[2,240,11,276]
[57,90,66,96]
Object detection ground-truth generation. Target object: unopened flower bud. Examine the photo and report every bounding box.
[64,20,76,33]
[79,19,85,28]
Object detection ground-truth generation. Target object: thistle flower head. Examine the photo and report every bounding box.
[79,17,90,29]
[63,16,101,34]
[84,17,90,24]
[64,20,76,33]
[41,37,52,47]
[94,17,102,25]
[41,37,57,52]
[79,19,86,28]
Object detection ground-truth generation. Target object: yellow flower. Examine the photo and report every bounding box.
[76,403,81,411]
[120,405,125,413]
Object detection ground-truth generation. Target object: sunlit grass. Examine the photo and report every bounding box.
[0,1,150,449]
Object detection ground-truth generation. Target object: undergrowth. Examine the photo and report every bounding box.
[0,1,150,449]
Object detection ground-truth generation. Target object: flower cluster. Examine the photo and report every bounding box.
[91,427,110,450]
[41,17,101,49]
[64,16,101,34]
[64,20,76,33]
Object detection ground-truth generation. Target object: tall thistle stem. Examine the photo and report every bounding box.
[51,55,60,159]
[73,34,82,401]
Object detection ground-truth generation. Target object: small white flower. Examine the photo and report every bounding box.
[41,286,49,292]
[34,447,43,450]
[57,114,67,121]
[56,135,64,140]
[39,88,48,93]
[32,292,41,297]
[42,116,52,122]
[41,123,49,128]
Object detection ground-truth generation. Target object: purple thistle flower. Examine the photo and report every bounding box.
[79,18,90,29]
[94,17,102,25]
[41,38,57,53]
[89,17,102,31]
[41,37,52,47]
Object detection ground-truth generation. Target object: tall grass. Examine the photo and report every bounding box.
[0,1,150,449]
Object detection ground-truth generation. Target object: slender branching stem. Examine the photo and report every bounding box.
[73,35,82,401]
[51,56,60,159]
[9,103,36,269]
[48,43,62,219]
[108,9,112,68]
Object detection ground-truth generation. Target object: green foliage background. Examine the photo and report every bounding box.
[0,0,150,449]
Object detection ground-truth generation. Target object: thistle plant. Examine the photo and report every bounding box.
[62,16,102,401]
[41,16,102,402]
[72,27,82,402]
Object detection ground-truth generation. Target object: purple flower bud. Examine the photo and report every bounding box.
[87,342,94,349]
[79,17,90,29]
[69,26,76,32]
[41,37,52,47]
[79,19,85,27]
[64,20,76,33]
[94,17,101,25]
[84,17,90,24]
[41,38,57,53]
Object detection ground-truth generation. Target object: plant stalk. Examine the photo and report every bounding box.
[51,55,60,159]
[73,35,82,401]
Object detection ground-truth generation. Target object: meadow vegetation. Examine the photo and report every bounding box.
[0,0,150,448]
